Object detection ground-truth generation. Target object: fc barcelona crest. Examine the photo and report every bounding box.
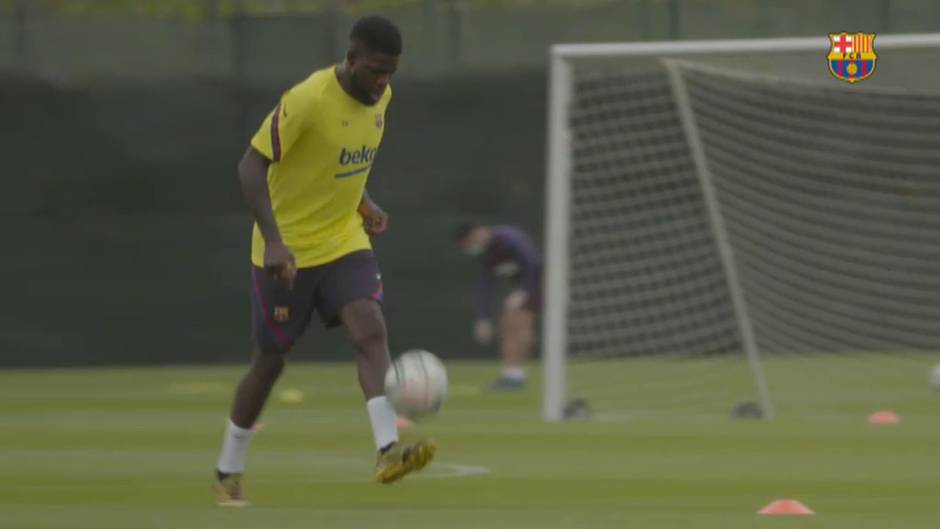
[828,32,877,83]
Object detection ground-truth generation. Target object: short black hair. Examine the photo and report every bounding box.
[454,222,478,242]
[350,16,402,56]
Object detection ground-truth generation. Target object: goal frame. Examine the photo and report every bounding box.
[542,33,940,422]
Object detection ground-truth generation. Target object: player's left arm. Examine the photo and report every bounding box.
[359,189,388,236]
[359,94,392,237]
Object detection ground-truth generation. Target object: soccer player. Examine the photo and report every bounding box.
[213,16,434,507]
[455,223,543,389]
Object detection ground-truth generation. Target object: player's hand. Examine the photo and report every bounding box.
[264,240,296,289]
[474,319,495,345]
[359,199,389,236]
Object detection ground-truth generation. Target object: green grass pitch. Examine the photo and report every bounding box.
[1,356,938,529]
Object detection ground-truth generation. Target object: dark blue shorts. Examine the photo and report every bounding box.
[250,250,383,354]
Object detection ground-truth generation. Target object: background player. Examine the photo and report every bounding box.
[455,223,543,390]
[213,16,434,507]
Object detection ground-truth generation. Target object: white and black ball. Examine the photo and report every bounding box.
[384,350,448,419]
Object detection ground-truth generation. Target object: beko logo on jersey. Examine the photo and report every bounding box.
[335,146,377,178]
[339,146,377,166]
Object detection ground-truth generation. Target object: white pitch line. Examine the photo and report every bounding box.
[417,462,492,480]
[288,461,492,484]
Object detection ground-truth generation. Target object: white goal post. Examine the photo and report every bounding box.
[542,33,940,422]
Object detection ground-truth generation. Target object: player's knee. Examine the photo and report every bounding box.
[501,306,523,327]
[351,322,387,353]
[499,313,513,335]
[342,300,388,352]
[250,352,286,382]
[504,290,528,312]
[349,318,387,352]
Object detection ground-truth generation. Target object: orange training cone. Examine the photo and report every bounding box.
[868,410,900,425]
[758,499,815,516]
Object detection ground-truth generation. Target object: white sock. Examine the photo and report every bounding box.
[366,396,399,451]
[503,367,526,381]
[216,419,255,474]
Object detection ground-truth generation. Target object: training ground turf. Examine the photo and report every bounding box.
[2,356,938,529]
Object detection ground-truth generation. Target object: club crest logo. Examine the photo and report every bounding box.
[828,32,877,83]
[375,114,383,129]
[273,306,289,323]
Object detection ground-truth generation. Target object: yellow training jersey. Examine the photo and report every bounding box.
[249,66,391,268]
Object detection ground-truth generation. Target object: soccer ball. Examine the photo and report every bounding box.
[384,350,448,419]
[930,364,940,391]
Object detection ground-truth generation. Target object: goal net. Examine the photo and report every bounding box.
[543,34,940,421]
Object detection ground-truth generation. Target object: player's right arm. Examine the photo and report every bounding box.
[238,147,295,285]
[241,81,316,286]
